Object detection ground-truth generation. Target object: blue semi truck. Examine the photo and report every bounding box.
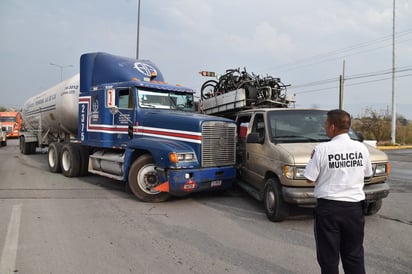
[20,52,237,202]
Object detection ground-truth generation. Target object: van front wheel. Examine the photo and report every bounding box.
[263,178,289,222]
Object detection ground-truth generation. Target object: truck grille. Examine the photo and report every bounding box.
[201,121,236,167]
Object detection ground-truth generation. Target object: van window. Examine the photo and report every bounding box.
[251,113,265,139]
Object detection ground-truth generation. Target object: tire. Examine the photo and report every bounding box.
[263,178,290,222]
[29,142,36,154]
[363,200,382,216]
[19,136,24,153]
[128,154,170,202]
[20,136,28,154]
[48,142,63,173]
[200,80,218,99]
[60,143,81,177]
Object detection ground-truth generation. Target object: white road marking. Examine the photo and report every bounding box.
[0,204,22,274]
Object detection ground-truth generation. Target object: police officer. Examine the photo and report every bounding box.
[304,109,373,274]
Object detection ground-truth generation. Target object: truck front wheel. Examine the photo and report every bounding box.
[263,178,290,222]
[48,142,63,173]
[128,155,170,202]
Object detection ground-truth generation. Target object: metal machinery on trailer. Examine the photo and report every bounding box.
[20,52,237,202]
[199,70,390,221]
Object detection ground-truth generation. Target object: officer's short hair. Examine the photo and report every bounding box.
[327,109,351,130]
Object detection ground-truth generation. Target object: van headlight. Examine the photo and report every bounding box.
[373,163,388,177]
[283,165,306,180]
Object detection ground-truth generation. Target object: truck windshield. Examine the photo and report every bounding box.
[269,110,329,143]
[0,117,16,122]
[138,89,194,111]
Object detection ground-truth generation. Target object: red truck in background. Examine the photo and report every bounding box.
[0,111,23,138]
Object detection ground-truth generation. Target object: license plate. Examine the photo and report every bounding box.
[210,180,222,187]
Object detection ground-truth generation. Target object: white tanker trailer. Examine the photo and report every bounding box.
[19,52,237,202]
[21,74,80,153]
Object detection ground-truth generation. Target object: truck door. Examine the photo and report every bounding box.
[116,88,136,140]
[244,113,267,189]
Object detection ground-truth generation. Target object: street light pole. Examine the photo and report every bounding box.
[136,0,141,60]
[50,63,73,81]
[390,0,397,144]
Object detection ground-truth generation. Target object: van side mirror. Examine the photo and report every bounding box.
[356,131,364,142]
[246,132,264,144]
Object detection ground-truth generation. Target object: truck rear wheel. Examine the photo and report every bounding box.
[263,178,290,222]
[20,136,33,155]
[128,154,170,202]
[48,142,63,173]
[61,143,80,177]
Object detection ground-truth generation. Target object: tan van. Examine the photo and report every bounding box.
[234,108,390,221]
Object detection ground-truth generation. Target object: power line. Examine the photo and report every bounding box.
[258,28,412,75]
[291,66,412,94]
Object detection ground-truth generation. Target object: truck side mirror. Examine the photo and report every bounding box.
[110,106,119,115]
[246,132,264,144]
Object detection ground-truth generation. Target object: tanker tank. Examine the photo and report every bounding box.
[22,74,80,137]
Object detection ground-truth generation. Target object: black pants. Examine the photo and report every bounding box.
[314,199,365,274]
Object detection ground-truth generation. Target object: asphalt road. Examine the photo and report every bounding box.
[0,139,411,274]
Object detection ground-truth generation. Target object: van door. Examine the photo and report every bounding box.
[244,113,267,189]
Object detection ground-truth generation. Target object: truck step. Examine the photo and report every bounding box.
[88,169,124,181]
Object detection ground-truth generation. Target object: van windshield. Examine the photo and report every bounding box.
[269,110,329,143]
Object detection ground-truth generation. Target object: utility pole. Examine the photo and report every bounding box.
[391,0,397,144]
[136,0,141,60]
[339,60,345,110]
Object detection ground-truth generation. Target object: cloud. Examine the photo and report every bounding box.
[0,0,411,119]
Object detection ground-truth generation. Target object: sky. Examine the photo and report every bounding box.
[1,0,411,119]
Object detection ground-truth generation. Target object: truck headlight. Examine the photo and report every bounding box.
[373,163,388,177]
[169,152,196,163]
[283,165,306,180]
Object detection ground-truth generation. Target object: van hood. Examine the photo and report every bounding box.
[277,143,317,165]
[278,142,388,166]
